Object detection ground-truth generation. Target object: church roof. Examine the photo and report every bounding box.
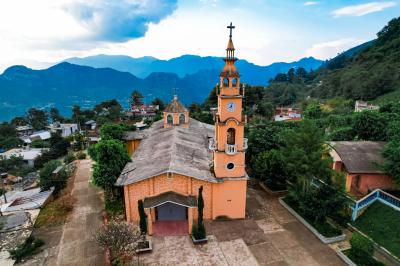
[115,118,218,186]
[227,37,235,50]
[164,95,188,113]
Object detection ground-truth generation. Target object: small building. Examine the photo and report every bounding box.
[329,141,397,196]
[163,95,189,128]
[15,126,34,137]
[131,104,158,118]
[84,120,97,131]
[122,131,145,156]
[21,130,51,144]
[274,107,302,122]
[0,148,43,167]
[48,123,78,137]
[354,101,379,112]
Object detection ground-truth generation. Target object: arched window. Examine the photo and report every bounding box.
[167,114,173,124]
[179,114,186,124]
[227,128,236,145]
[223,77,229,86]
[232,78,238,87]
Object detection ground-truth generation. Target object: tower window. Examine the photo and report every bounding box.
[179,113,186,124]
[223,77,229,86]
[227,128,236,145]
[167,114,173,124]
[227,163,235,170]
[232,78,238,87]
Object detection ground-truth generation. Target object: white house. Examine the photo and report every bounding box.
[0,148,43,167]
[48,123,78,137]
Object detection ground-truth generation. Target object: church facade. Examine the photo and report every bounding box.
[116,25,248,235]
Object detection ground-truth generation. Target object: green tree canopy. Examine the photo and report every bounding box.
[130,90,143,106]
[26,108,48,130]
[100,123,127,141]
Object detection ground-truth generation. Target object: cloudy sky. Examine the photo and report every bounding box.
[0,0,398,71]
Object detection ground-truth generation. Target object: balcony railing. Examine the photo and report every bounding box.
[208,138,217,151]
[225,144,237,155]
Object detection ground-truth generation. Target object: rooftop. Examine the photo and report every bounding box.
[0,148,43,161]
[329,141,386,174]
[164,95,188,113]
[116,118,217,186]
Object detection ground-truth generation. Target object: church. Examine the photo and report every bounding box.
[116,24,248,235]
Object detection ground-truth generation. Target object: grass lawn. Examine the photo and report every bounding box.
[352,201,400,258]
[34,197,74,228]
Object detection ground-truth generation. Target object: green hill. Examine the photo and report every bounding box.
[310,17,400,101]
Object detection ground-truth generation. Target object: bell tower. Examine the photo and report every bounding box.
[210,22,247,178]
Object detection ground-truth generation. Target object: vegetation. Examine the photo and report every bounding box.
[39,160,68,194]
[9,236,45,262]
[352,202,400,258]
[76,152,87,160]
[95,221,141,264]
[0,155,24,173]
[347,232,384,266]
[64,152,76,164]
[34,196,74,227]
[138,199,147,234]
[192,186,206,240]
[0,122,23,150]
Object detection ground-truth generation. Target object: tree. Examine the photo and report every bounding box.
[95,221,141,263]
[130,90,143,106]
[151,98,165,111]
[282,120,333,195]
[10,116,27,127]
[91,140,130,191]
[39,160,68,194]
[50,107,63,123]
[353,111,390,141]
[348,232,375,265]
[49,133,70,158]
[303,103,323,119]
[0,123,22,150]
[72,105,82,125]
[26,108,48,130]
[192,186,206,240]
[382,140,400,185]
[254,149,287,190]
[138,200,147,234]
[0,155,24,172]
[100,123,126,141]
[95,100,122,122]
[256,102,275,119]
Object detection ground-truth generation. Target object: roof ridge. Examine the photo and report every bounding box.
[168,127,178,173]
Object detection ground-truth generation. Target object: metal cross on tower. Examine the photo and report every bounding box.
[227,22,235,38]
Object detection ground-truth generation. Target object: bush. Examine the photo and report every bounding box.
[64,153,76,164]
[39,160,68,194]
[76,152,86,160]
[9,236,45,262]
[349,232,376,265]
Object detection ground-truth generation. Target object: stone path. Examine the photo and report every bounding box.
[56,160,104,266]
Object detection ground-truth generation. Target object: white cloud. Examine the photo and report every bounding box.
[332,2,396,18]
[304,1,318,6]
[305,38,365,59]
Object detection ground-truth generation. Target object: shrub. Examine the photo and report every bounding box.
[39,160,68,194]
[349,232,375,265]
[76,152,86,160]
[9,236,45,262]
[64,153,76,164]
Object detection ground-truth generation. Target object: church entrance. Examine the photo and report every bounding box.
[156,202,188,221]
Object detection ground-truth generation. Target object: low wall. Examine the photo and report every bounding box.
[259,182,288,197]
[336,249,357,266]
[279,198,346,244]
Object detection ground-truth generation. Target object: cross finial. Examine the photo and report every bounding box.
[227,22,235,38]
[172,88,178,99]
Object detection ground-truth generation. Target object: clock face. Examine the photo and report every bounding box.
[227,102,235,112]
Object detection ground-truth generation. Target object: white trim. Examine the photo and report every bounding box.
[145,200,197,209]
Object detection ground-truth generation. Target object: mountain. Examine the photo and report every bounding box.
[0,55,323,121]
[310,17,400,101]
[64,54,323,84]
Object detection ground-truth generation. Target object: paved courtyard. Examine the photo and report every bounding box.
[139,183,345,265]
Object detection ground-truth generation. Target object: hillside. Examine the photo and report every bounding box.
[64,54,323,84]
[310,17,400,101]
[0,63,218,121]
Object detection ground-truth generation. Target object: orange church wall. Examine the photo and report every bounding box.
[211,179,247,219]
[214,152,245,177]
[124,173,213,223]
[215,120,244,151]
[125,139,141,156]
[346,173,397,195]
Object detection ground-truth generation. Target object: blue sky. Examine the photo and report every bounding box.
[0,0,398,71]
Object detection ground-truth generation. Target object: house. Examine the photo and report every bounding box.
[48,122,78,137]
[274,107,302,122]
[329,141,397,196]
[116,28,248,235]
[21,130,51,144]
[0,148,43,167]
[354,100,379,112]
[15,126,34,137]
[84,120,97,130]
[131,104,158,118]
